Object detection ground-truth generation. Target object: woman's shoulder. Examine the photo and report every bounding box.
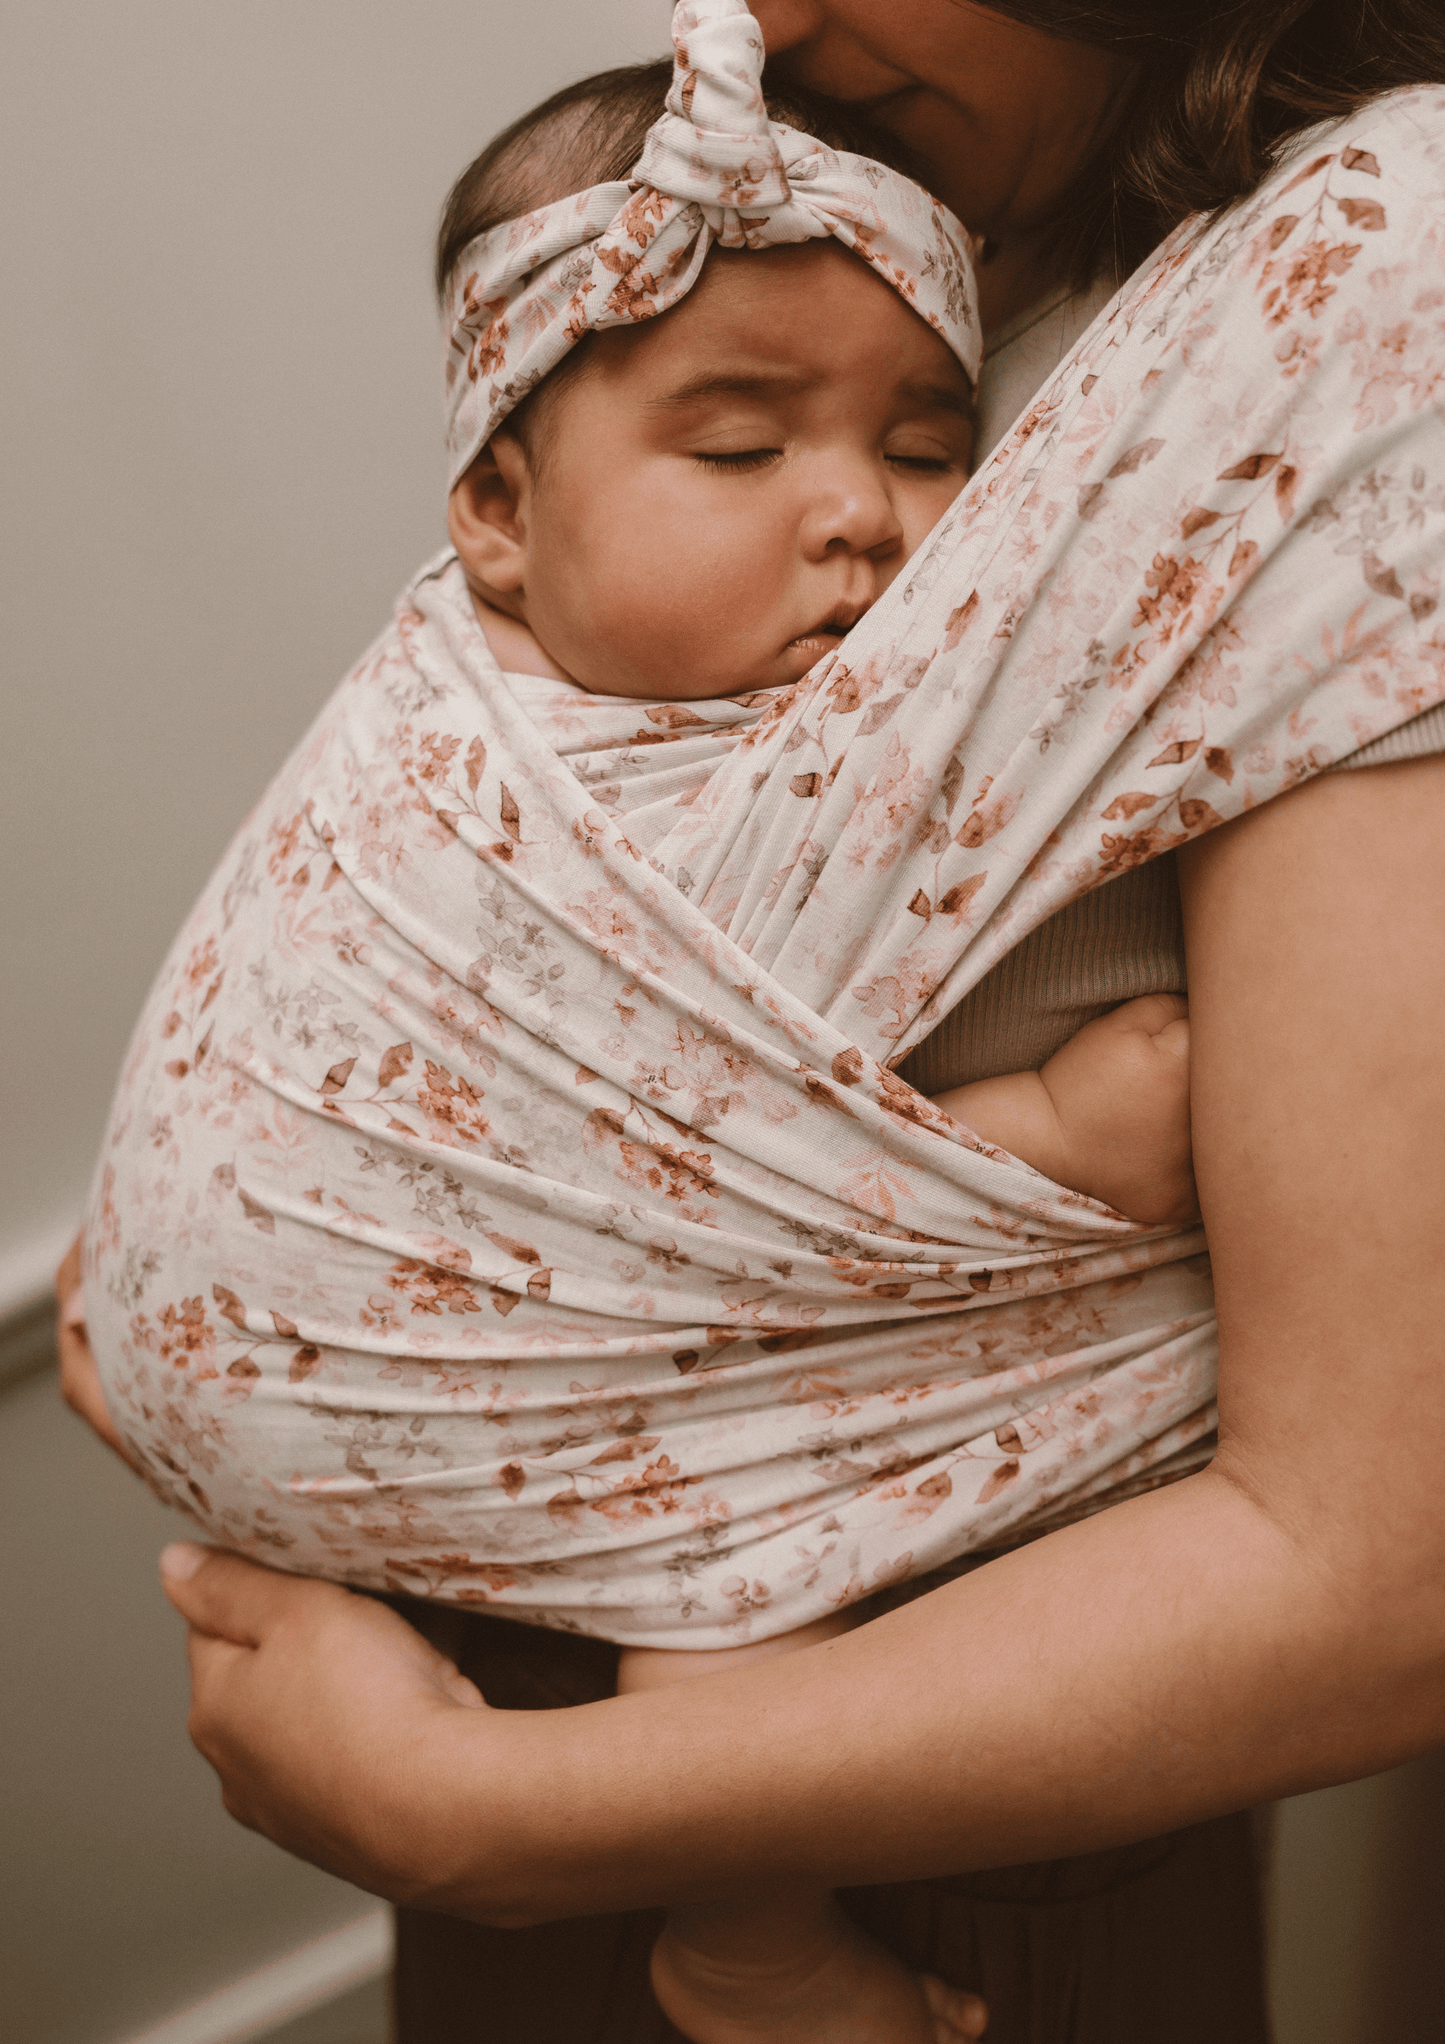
[1281,83,1445,202]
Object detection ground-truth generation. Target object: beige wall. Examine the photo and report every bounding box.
[1,8,676,2040]
[0,0,668,1310]
[3,6,1441,2040]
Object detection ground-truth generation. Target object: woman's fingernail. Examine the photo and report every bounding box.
[160,1542,208,1581]
[61,1287,87,1330]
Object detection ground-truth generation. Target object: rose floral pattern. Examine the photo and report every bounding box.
[87,89,1445,1646]
[443,0,980,485]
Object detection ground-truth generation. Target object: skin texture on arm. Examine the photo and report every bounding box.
[162,755,1445,1924]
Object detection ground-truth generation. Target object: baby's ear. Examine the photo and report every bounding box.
[448,430,531,599]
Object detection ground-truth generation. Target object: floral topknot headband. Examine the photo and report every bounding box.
[443,0,982,486]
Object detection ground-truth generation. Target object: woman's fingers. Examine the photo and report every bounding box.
[160,1544,484,1705]
[54,1232,143,1473]
[161,1541,343,1644]
[161,1544,499,1901]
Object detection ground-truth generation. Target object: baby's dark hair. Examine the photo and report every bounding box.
[435,58,929,300]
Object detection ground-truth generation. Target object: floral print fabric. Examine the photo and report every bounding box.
[88,91,1445,1645]
[443,0,980,485]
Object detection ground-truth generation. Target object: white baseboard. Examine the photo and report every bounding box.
[114,1908,392,2044]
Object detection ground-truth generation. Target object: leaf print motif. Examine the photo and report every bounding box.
[1107,437,1165,478]
[487,1231,541,1266]
[1218,452,1281,481]
[943,591,979,645]
[1101,791,1159,821]
[1341,146,1381,176]
[320,1057,356,1095]
[499,785,521,841]
[378,1042,414,1089]
[1279,152,1336,197]
[213,1286,249,1332]
[1337,196,1386,230]
[237,1188,275,1234]
[1362,552,1406,600]
[644,703,711,729]
[936,876,986,918]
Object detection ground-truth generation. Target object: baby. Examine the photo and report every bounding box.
[427,44,1191,2044]
[87,21,1194,2044]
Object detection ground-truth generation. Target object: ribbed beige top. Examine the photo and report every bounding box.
[897,857,1185,1090]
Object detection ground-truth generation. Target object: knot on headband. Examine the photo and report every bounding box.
[631,3,793,222]
[443,0,981,486]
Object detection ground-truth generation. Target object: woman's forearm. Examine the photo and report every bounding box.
[440,1462,1445,1925]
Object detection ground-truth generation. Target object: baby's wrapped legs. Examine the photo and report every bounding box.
[618,1622,987,2044]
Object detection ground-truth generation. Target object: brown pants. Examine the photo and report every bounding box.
[393,1611,1271,2044]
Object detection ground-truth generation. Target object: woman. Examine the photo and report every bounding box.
[60,2,1445,2038]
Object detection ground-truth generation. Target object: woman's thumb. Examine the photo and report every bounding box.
[159,1542,317,1644]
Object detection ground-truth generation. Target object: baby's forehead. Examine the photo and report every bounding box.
[599,242,974,407]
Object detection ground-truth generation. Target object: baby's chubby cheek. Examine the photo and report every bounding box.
[530,491,785,699]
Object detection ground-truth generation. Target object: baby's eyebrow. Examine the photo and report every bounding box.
[894,378,973,419]
[649,369,972,416]
[649,369,809,409]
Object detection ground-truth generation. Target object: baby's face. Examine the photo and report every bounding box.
[452,241,972,699]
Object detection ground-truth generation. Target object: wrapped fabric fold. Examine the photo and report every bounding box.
[88,88,1445,1645]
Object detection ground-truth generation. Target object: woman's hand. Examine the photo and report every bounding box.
[55,1232,141,1472]
[159,1544,513,1909]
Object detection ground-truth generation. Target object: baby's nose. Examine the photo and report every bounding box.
[800,464,903,561]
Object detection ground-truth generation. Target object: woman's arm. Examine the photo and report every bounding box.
[168,755,1445,1923]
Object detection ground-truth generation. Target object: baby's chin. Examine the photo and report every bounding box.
[570,637,844,702]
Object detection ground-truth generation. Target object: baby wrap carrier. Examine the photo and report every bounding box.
[87,6,1445,1644]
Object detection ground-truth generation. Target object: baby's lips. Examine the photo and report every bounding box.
[784,610,861,654]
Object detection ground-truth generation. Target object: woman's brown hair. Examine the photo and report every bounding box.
[989,0,1445,275]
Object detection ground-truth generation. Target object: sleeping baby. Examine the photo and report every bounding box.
[84,6,1200,2040]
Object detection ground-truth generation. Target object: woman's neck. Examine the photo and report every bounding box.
[974,230,1077,337]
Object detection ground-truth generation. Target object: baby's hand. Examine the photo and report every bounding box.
[1038,994,1196,1227]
